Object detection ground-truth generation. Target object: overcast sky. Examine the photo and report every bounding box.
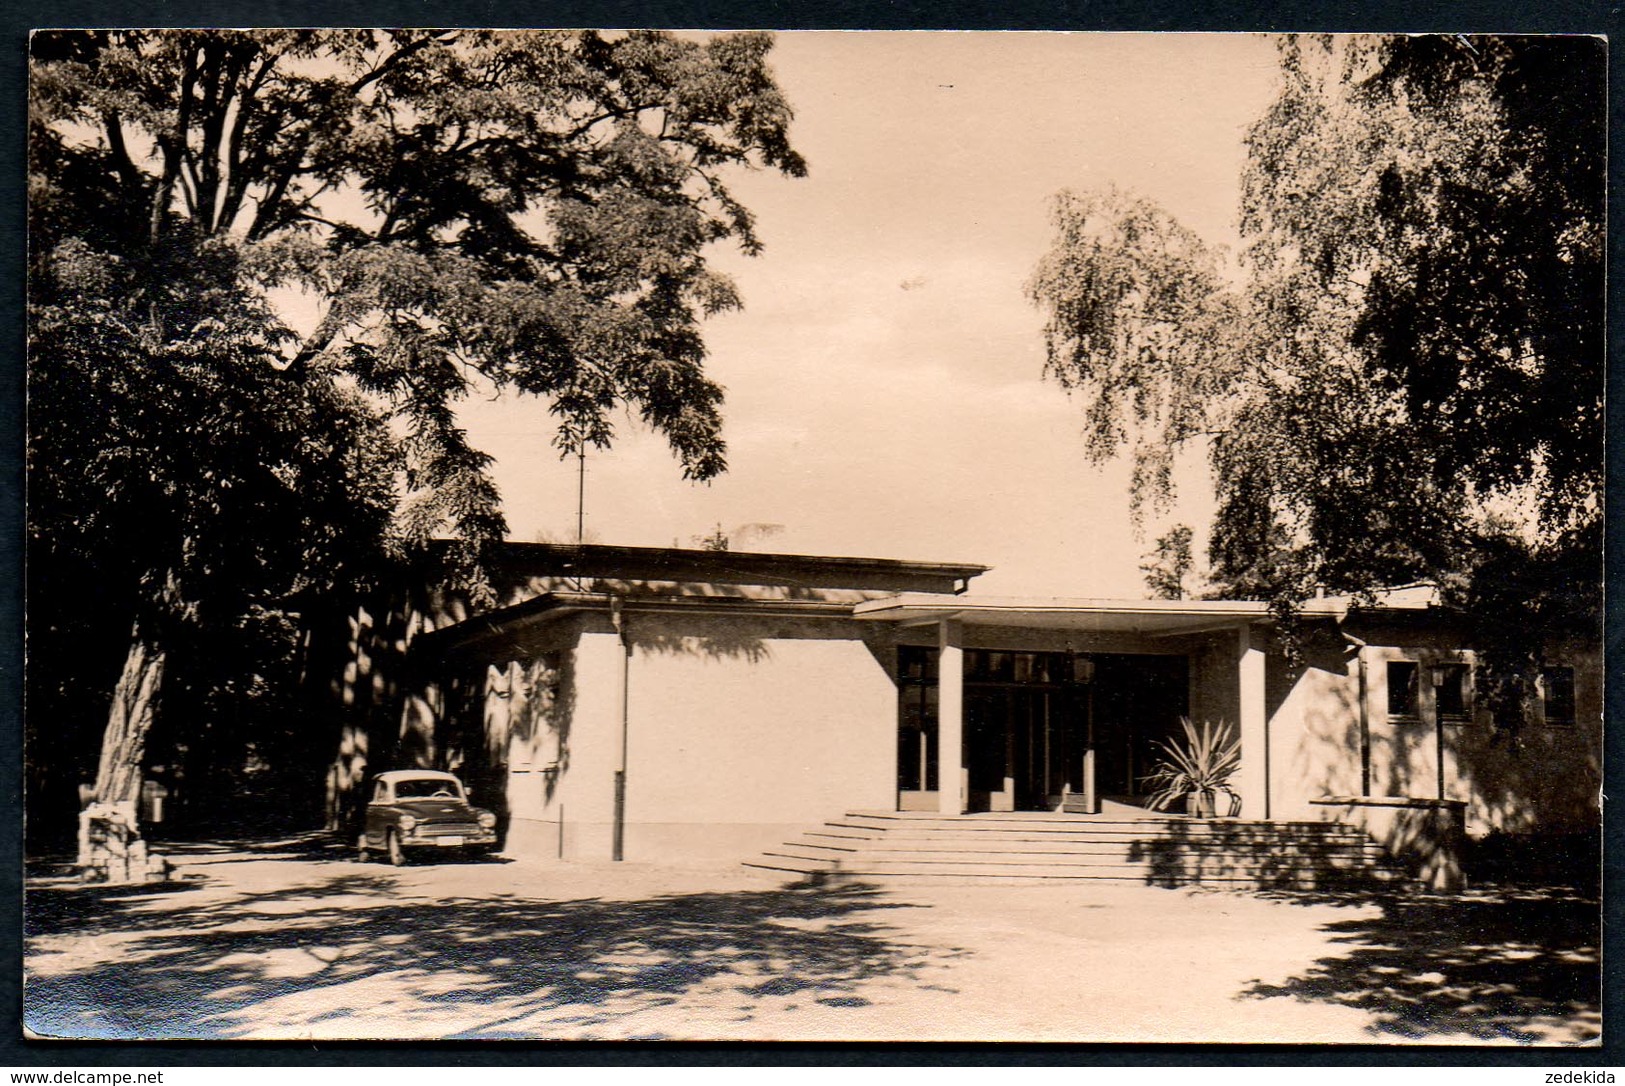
[466,32,1283,597]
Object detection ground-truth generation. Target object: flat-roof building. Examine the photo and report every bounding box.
[320,544,1600,890]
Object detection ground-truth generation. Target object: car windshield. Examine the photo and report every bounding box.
[393,778,463,800]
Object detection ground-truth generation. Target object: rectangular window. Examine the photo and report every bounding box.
[1434,664,1470,721]
[1387,661,1419,718]
[1542,666,1576,725]
[899,645,937,682]
[970,651,1011,682]
[898,647,939,792]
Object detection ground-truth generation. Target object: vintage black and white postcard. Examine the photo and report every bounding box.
[23,29,1604,1044]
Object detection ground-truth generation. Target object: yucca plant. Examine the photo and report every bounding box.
[1141,717,1241,816]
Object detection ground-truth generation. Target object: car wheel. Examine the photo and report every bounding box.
[357,833,372,863]
[386,828,407,866]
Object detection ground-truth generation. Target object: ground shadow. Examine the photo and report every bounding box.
[1242,884,1601,1043]
[151,829,356,859]
[25,871,942,1040]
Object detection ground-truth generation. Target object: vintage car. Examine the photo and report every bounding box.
[358,769,499,864]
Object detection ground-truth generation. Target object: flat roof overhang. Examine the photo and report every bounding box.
[851,592,1356,637]
[417,590,863,661]
[491,542,989,594]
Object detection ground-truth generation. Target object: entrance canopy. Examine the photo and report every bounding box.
[856,587,1437,820]
[854,592,1352,637]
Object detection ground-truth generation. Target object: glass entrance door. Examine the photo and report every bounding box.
[897,646,1188,812]
[962,652,1090,812]
[962,685,1090,811]
[1091,654,1191,800]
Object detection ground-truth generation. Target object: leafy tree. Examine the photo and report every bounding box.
[1028,34,1602,671]
[1140,525,1194,600]
[28,29,805,838]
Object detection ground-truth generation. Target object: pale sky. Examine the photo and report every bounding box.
[466,32,1284,597]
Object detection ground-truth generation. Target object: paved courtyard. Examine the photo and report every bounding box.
[23,834,1601,1044]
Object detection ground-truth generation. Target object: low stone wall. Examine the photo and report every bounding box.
[76,801,171,884]
[1310,796,1467,891]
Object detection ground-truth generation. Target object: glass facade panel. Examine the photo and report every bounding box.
[898,646,1188,807]
[897,647,939,792]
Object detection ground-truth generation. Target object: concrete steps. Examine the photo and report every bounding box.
[745,810,1409,889]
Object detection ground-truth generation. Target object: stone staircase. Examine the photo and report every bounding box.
[745,809,1409,889]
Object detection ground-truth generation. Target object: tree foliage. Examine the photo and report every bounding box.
[1028,35,1602,644]
[28,29,804,827]
[1140,525,1194,600]
[1027,185,1242,518]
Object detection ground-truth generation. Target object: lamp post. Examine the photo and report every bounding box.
[1430,664,1450,800]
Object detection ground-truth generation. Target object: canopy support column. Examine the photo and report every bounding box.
[1235,623,1269,819]
[937,618,966,815]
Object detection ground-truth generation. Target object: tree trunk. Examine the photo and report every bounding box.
[92,631,167,806]
[77,628,167,877]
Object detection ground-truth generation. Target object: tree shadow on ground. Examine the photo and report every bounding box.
[25,872,949,1040]
[1242,884,1601,1043]
[149,829,356,861]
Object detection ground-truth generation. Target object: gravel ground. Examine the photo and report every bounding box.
[22,836,1602,1044]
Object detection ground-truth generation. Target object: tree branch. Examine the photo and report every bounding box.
[215,49,284,236]
[101,112,146,192]
[243,125,313,242]
[283,304,349,380]
[348,30,459,95]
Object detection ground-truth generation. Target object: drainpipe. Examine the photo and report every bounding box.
[609,596,630,862]
[1344,632,1370,796]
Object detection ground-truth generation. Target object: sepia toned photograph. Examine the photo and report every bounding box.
[23,29,1603,1044]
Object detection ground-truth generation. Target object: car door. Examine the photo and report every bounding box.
[364,778,392,845]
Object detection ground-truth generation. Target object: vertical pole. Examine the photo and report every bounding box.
[576,449,586,544]
[612,771,625,860]
[610,597,629,861]
[919,719,928,800]
[1436,714,1446,800]
[937,618,964,816]
[1433,670,1446,801]
[1356,651,1371,796]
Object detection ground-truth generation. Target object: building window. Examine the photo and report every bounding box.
[1433,664,1470,721]
[899,646,938,682]
[898,647,939,792]
[1386,661,1420,719]
[1542,666,1576,725]
[966,650,1013,682]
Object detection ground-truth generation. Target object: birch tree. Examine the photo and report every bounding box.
[1028,35,1601,629]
